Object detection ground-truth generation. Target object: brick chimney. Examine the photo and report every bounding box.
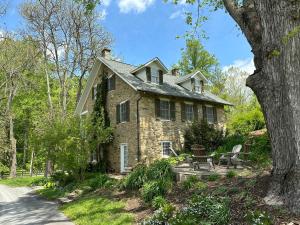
[171,68,179,77]
[101,48,111,60]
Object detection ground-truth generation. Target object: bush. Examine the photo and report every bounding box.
[214,134,246,159]
[144,203,175,225]
[141,180,172,203]
[207,173,221,181]
[184,120,225,152]
[182,175,199,189]
[226,170,237,179]
[247,134,271,167]
[0,162,9,177]
[246,210,272,225]
[151,196,168,209]
[146,160,175,181]
[30,177,49,186]
[87,174,114,190]
[51,171,75,187]
[122,164,147,190]
[166,154,190,166]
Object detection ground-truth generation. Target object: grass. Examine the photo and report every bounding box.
[60,195,134,225]
[0,176,42,187]
[37,188,66,200]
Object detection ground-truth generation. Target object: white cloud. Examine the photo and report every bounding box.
[118,0,155,13]
[223,58,255,74]
[169,10,184,19]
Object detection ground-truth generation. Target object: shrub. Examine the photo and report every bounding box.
[247,134,271,167]
[166,154,190,166]
[184,120,225,152]
[207,173,221,181]
[30,177,49,186]
[246,210,272,225]
[122,164,147,190]
[143,203,175,225]
[0,162,9,177]
[194,181,207,191]
[146,160,175,181]
[182,175,199,189]
[44,181,56,189]
[226,170,237,179]
[51,171,75,187]
[151,196,168,209]
[87,174,114,190]
[141,180,172,203]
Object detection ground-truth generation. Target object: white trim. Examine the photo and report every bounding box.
[120,143,129,173]
[176,71,208,84]
[161,141,172,158]
[130,57,168,74]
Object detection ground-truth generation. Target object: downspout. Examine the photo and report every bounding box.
[136,94,143,162]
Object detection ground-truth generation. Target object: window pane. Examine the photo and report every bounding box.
[160,100,170,120]
[124,145,128,168]
[108,78,112,90]
[151,70,159,84]
[206,107,214,123]
[185,104,194,121]
[120,102,127,122]
[162,142,171,156]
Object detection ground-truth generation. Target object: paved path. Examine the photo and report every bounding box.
[0,184,74,225]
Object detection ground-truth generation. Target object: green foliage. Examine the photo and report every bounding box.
[226,170,237,179]
[87,174,114,190]
[30,177,49,186]
[178,39,218,77]
[151,196,168,209]
[141,180,172,203]
[122,164,147,190]
[184,120,225,152]
[246,210,272,225]
[207,173,221,181]
[0,176,44,187]
[247,134,271,167]
[228,106,265,136]
[0,162,9,176]
[165,154,190,166]
[182,175,199,189]
[145,195,230,225]
[146,160,175,181]
[51,171,76,187]
[214,134,246,159]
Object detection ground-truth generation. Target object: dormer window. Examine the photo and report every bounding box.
[195,79,201,93]
[151,69,159,84]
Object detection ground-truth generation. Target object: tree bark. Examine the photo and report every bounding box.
[223,0,300,214]
[29,150,34,176]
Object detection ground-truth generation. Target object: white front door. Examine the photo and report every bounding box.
[120,144,128,173]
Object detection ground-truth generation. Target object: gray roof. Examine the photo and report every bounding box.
[99,57,233,106]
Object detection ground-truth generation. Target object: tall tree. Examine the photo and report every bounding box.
[21,0,112,116]
[178,39,218,77]
[175,0,300,213]
[0,36,40,177]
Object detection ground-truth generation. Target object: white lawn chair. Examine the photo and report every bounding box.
[218,144,243,168]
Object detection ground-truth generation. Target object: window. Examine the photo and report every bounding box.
[195,79,201,93]
[120,102,127,122]
[117,101,130,123]
[92,85,97,100]
[108,75,115,91]
[151,69,159,84]
[185,104,194,121]
[206,106,214,124]
[160,100,170,120]
[161,141,172,157]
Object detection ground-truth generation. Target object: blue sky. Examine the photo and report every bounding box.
[1,0,254,72]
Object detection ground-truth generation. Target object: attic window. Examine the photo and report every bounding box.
[195,79,201,93]
[151,70,159,84]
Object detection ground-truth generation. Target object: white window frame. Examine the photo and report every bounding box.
[206,105,214,124]
[107,74,114,91]
[185,103,194,121]
[151,69,159,84]
[119,100,128,123]
[161,141,172,158]
[159,99,171,121]
[120,143,129,173]
[194,79,201,93]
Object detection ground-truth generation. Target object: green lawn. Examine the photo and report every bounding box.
[60,195,134,225]
[37,188,66,200]
[0,176,42,187]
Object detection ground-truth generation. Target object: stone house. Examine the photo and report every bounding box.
[75,49,232,173]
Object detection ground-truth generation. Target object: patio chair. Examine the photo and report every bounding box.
[218,144,246,168]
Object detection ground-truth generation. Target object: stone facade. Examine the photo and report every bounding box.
[83,64,225,173]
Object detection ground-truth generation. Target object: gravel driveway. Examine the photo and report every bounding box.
[0,184,74,225]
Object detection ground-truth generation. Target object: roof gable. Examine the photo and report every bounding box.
[130,57,168,74]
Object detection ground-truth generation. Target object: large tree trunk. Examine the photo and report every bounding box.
[223,0,300,214]
[246,0,300,214]
[29,150,34,176]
